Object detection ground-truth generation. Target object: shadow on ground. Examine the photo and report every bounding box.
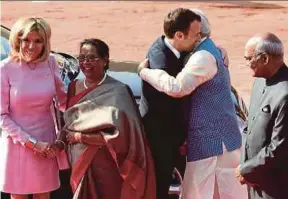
[209,1,286,9]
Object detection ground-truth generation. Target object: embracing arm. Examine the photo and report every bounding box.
[240,98,288,183]
[140,50,217,98]
[0,62,30,146]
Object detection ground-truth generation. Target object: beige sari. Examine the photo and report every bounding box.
[62,76,156,199]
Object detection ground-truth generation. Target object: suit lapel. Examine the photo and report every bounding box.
[248,78,268,132]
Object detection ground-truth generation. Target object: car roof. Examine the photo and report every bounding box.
[76,70,141,97]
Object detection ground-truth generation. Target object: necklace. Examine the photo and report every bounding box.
[83,73,107,89]
[27,63,36,70]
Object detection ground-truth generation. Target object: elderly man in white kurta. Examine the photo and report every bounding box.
[138,8,248,199]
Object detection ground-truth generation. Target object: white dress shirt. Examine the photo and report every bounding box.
[164,37,180,59]
[140,38,218,98]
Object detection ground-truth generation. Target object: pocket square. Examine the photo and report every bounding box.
[262,105,271,113]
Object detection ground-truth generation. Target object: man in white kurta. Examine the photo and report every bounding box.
[138,9,248,199]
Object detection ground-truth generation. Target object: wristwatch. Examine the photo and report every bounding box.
[25,137,37,149]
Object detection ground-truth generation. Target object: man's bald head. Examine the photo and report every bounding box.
[245,32,284,58]
[245,32,285,78]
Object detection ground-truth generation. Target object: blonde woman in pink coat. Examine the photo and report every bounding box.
[0,17,66,199]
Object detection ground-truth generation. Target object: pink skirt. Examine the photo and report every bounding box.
[0,137,60,194]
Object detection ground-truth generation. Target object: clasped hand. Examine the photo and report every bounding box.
[33,141,61,159]
[66,131,82,144]
[33,130,82,158]
[235,165,258,187]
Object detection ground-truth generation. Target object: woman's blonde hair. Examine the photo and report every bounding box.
[9,17,51,63]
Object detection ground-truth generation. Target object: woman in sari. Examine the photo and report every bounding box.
[54,38,155,199]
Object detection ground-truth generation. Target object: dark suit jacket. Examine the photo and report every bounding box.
[140,36,189,148]
[240,64,288,199]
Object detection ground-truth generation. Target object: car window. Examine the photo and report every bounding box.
[1,36,10,61]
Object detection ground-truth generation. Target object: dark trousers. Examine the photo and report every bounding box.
[148,135,186,199]
[1,192,9,199]
[51,169,73,199]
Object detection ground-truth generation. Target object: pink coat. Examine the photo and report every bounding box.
[0,55,66,194]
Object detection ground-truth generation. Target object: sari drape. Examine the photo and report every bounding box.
[63,76,156,199]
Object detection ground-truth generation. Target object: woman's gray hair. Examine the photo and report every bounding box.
[190,8,211,37]
[246,34,284,57]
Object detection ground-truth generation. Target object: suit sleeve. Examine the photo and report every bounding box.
[140,50,217,98]
[240,98,288,183]
[147,47,167,70]
[242,121,248,134]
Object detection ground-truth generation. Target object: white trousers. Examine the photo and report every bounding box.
[181,148,248,199]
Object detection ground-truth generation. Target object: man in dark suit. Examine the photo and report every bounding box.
[235,32,288,199]
[139,8,201,199]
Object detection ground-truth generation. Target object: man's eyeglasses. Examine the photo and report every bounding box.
[244,52,265,62]
[77,55,101,63]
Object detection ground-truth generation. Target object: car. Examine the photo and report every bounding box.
[0,25,183,199]
[76,70,141,103]
[1,26,11,60]
[0,25,141,103]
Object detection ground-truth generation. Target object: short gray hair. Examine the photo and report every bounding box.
[190,8,211,37]
[246,33,284,57]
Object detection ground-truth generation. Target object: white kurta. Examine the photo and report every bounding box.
[139,43,248,199]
